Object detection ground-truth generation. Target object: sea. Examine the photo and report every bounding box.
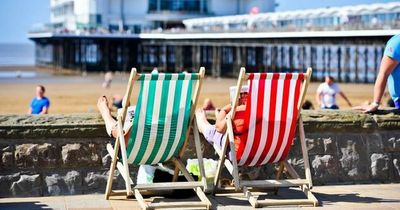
[0,43,35,66]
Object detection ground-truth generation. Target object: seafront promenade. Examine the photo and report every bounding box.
[1,184,399,209]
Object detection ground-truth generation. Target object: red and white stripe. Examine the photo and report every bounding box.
[236,73,304,166]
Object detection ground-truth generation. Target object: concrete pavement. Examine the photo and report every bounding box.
[0,183,399,210]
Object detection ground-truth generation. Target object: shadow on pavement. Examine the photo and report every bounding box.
[0,202,50,210]
[314,192,400,205]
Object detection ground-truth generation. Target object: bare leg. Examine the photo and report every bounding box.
[97,96,118,138]
[195,109,212,134]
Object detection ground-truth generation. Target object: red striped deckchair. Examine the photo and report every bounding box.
[213,67,318,208]
[105,67,211,210]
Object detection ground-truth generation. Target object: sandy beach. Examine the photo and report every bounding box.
[0,66,385,114]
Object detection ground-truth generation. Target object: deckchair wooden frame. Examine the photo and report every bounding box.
[105,67,211,210]
[213,67,318,208]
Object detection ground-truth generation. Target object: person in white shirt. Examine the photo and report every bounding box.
[316,76,352,109]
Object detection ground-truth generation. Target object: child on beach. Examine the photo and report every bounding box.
[28,85,50,114]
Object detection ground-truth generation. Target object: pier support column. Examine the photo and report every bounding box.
[175,46,183,72]
[212,46,221,77]
[234,46,242,76]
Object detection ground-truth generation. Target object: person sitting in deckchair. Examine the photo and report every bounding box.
[97,96,134,143]
[195,85,256,160]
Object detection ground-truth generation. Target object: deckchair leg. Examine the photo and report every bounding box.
[105,135,121,199]
[272,161,285,195]
[117,116,134,197]
[283,160,300,179]
[243,186,259,208]
[192,119,209,192]
[213,134,228,193]
[135,189,150,210]
[226,119,240,191]
[276,161,285,179]
[299,116,313,188]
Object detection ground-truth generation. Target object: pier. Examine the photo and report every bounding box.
[30,30,398,83]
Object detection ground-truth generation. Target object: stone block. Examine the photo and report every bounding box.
[0,145,13,169]
[1,152,13,168]
[286,157,305,178]
[10,174,42,197]
[323,137,338,155]
[15,143,59,168]
[84,171,109,194]
[365,133,383,154]
[61,143,101,167]
[304,135,338,155]
[305,137,324,155]
[391,154,400,180]
[337,135,369,181]
[370,153,389,180]
[311,155,339,184]
[44,171,82,196]
[382,134,400,152]
[0,173,20,197]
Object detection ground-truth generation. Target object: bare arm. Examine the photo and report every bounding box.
[354,55,398,112]
[41,107,49,114]
[315,91,322,108]
[215,104,232,133]
[339,91,352,107]
[28,107,32,114]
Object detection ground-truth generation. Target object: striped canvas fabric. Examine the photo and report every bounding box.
[235,73,305,166]
[126,73,199,165]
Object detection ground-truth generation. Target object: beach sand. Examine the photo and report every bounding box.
[0,66,387,114]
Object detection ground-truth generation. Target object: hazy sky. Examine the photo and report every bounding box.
[0,0,398,44]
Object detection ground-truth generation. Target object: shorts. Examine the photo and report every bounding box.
[321,104,339,110]
[203,124,233,160]
[395,99,400,110]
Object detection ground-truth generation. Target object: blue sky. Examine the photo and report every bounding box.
[0,0,398,44]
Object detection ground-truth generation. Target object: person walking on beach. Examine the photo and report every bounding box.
[28,85,50,114]
[316,76,352,109]
[354,34,400,112]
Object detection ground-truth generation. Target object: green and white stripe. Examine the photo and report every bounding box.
[126,73,198,165]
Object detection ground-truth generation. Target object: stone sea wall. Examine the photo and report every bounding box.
[0,110,399,197]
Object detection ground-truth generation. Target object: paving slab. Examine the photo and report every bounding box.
[0,184,399,209]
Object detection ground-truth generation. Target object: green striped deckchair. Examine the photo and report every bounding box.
[105,67,211,210]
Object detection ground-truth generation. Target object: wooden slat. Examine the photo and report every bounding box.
[135,189,149,210]
[172,157,195,182]
[283,160,300,179]
[240,179,309,188]
[116,162,134,185]
[135,181,203,190]
[109,190,129,196]
[256,198,316,206]
[149,201,208,209]
[106,144,115,156]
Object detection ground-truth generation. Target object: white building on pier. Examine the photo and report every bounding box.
[48,0,276,33]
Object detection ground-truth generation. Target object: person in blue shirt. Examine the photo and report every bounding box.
[355,34,400,112]
[28,85,50,114]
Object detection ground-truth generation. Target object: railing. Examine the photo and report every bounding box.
[29,20,400,36]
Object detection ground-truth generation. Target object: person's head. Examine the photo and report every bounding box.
[36,85,45,98]
[238,92,248,105]
[325,76,334,86]
[302,100,314,110]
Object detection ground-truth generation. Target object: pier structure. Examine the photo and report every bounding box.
[30,30,398,83]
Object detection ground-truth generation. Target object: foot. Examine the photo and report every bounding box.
[97,96,111,115]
